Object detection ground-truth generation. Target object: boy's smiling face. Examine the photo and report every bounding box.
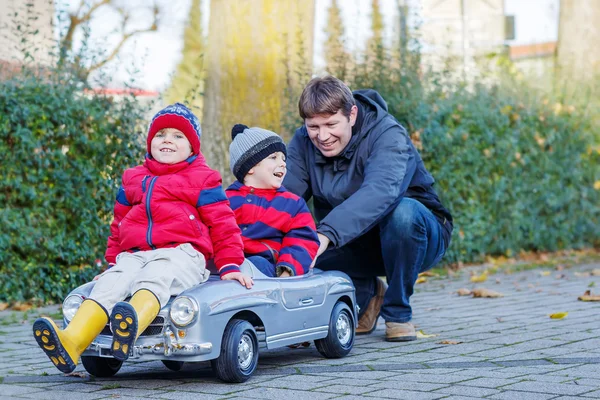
[150,128,193,164]
[244,151,287,189]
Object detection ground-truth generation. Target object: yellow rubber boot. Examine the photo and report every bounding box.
[110,289,160,361]
[33,299,108,373]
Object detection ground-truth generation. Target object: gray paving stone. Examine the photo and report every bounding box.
[165,381,254,395]
[151,392,234,400]
[457,377,523,388]
[228,387,336,400]
[580,389,600,398]
[488,391,556,400]
[433,384,502,397]
[501,380,593,396]
[363,388,446,399]
[17,390,106,400]
[381,373,473,384]
[313,384,375,395]
[0,384,44,397]
[368,380,448,392]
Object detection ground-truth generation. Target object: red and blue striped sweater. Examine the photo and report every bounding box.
[225,181,319,276]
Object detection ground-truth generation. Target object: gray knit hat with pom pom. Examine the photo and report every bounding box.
[229,124,287,182]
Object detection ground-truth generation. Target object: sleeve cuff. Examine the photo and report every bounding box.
[219,263,241,276]
[276,265,295,277]
[317,226,338,248]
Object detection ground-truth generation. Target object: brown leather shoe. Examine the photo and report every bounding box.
[385,322,417,342]
[356,277,387,335]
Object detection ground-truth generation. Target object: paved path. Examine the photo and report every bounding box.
[1,263,600,399]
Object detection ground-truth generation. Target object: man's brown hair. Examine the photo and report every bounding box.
[298,76,355,120]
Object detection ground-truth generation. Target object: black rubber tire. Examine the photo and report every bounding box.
[81,356,123,377]
[162,360,184,371]
[315,301,355,358]
[211,319,259,383]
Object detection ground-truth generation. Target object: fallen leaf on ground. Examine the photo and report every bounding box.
[540,271,551,277]
[549,312,568,319]
[65,371,87,378]
[555,274,566,280]
[555,265,565,271]
[495,278,501,284]
[456,288,472,296]
[592,269,600,276]
[496,317,504,322]
[0,302,8,311]
[415,276,427,284]
[470,272,488,283]
[416,330,438,338]
[578,290,600,302]
[438,340,462,345]
[11,302,33,311]
[419,271,439,277]
[574,272,591,278]
[472,288,504,298]
[425,307,441,311]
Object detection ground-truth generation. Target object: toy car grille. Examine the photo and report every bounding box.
[140,316,165,336]
[101,316,165,336]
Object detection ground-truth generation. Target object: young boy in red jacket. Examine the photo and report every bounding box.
[226,124,319,277]
[33,103,252,373]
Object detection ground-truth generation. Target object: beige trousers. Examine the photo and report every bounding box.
[89,243,210,313]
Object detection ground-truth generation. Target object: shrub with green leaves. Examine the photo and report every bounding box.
[418,85,600,263]
[0,72,147,303]
[317,51,599,266]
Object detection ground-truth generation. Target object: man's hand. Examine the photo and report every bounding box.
[316,233,330,257]
[310,233,331,269]
[222,272,254,289]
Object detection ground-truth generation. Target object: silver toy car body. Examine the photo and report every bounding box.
[62,269,357,382]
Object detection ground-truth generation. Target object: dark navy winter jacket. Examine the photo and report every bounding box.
[283,89,453,248]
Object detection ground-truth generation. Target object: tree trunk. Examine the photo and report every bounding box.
[201,0,315,181]
[556,0,600,83]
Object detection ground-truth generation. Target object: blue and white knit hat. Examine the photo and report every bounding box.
[229,124,286,182]
[147,103,202,155]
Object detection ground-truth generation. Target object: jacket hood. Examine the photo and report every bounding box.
[340,89,390,159]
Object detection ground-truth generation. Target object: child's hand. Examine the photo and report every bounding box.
[279,270,291,278]
[222,272,254,289]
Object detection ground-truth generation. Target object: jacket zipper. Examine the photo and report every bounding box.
[145,176,158,249]
[142,175,150,193]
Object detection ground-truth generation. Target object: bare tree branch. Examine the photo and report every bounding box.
[58,0,160,80]
[86,7,159,75]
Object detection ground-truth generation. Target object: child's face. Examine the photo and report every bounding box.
[244,151,287,189]
[150,128,193,164]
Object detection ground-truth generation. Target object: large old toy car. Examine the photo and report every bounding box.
[61,269,357,382]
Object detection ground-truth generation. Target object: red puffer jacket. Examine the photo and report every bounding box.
[104,154,244,275]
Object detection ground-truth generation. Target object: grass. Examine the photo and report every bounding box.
[100,383,122,390]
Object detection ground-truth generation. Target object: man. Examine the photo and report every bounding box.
[283,76,453,341]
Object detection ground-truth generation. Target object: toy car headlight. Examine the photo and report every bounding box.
[170,296,198,327]
[62,295,84,322]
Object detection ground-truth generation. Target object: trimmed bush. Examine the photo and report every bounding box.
[0,72,147,303]
[321,52,599,266]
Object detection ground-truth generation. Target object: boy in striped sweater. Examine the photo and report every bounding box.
[226,124,319,277]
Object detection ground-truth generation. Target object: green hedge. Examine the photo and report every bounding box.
[419,86,599,263]
[0,72,146,303]
[337,58,599,266]
[2,61,599,303]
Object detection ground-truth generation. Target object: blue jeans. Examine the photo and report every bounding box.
[247,255,276,277]
[315,198,446,323]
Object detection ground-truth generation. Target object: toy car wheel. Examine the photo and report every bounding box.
[81,356,123,377]
[162,360,184,371]
[211,319,259,383]
[315,301,355,358]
